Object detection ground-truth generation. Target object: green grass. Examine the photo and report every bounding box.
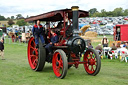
[0,41,128,85]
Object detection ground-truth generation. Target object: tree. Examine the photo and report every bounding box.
[92,12,101,17]
[101,9,107,17]
[7,17,11,20]
[124,9,128,16]
[16,14,23,19]
[113,7,124,16]
[11,16,15,19]
[7,19,15,26]
[0,15,6,20]
[26,15,29,18]
[89,8,98,16]
[16,19,27,26]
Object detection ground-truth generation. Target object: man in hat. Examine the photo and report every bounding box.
[101,36,109,47]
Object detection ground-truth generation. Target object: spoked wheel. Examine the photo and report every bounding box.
[27,37,46,71]
[52,49,68,79]
[83,48,101,76]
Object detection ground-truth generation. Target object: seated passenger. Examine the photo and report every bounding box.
[45,29,58,54]
[111,43,117,50]
[95,44,102,52]
[88,42,93,48]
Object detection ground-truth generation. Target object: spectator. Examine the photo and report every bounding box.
[2,34,4,44]
[120,41,124,48]
[18,33,22,42]
[95,44,102,52]
[111,43,117,50]
[101,36,109,47]
[0,39,4,60]
[88,42,93,48]
[116,42,121,48]
[125,42,128,49]
[15,29,18,36]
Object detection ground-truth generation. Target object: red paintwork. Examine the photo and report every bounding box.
[52,52,63,77]
[83,50,97,74]
[26,8,98,77]
[28,37,38,70]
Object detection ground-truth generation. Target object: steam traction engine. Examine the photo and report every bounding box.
[25,6,101,79]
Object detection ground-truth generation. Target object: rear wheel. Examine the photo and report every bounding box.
[52,49,68,79]
[28,37,46,71]
[83,48,101,76]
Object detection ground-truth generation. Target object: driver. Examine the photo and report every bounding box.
[32,20,45,48]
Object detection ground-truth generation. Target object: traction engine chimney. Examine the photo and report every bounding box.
[71,6,79,36]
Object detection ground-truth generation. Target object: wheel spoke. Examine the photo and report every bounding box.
[56,66,60,74]
[91,65,94,71]
[32,40,35,45]
[30,45,36,51]
[30,55,35,58]
[33,59,37,67]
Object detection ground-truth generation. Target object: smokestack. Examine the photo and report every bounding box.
[71,6,79,36]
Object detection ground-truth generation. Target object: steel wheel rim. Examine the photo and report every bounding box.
[52,52,63,77]
[84,50,97,74]
[28,37,38,70]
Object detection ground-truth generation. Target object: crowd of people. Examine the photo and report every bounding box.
[8,27,32,43]
[87,36,128,62]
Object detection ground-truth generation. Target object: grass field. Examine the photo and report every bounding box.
[0,39,128,85]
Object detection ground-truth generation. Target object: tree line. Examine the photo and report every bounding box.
[0,7,128,27]
[89,7,128,17]
[0,14,29,20]
[0,7,128,21]
[0,14,29,26]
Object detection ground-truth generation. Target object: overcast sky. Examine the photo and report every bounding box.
[0,0,127,18]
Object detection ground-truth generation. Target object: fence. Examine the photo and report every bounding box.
[3,37,28,47]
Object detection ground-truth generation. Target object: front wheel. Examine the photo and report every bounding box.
[83,48,101,76]
[52,49,68,79]
[27,37,46,71]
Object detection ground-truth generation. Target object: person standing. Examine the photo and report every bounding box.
[0,39,4,60]
[101,36,109,47]
[32,20,45,48]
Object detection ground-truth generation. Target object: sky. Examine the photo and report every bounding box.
[0,0,128,18]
